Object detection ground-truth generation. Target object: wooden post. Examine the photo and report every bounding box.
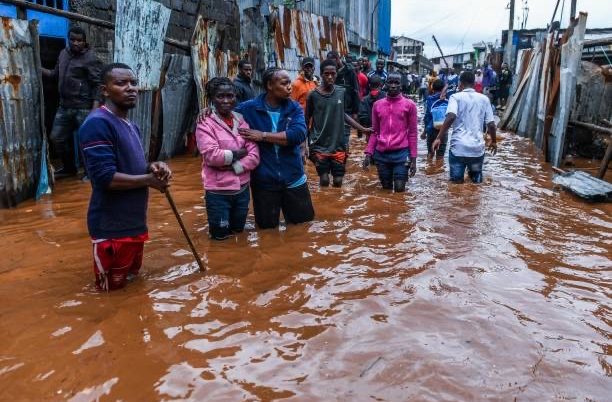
[505,0,515,66]
[598,141,612,179]
[570,0,578,20]
[432,35,449,69]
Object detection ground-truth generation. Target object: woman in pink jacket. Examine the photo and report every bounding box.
[195,77,260,240]
[362,72,418,192]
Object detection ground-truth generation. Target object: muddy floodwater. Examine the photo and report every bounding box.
[0,131,610,401]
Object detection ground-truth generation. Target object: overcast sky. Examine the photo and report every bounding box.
[391,0,611,57]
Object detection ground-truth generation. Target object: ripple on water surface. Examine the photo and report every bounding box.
[0,134,610,401]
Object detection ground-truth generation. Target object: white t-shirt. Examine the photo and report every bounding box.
[446,88,495,157]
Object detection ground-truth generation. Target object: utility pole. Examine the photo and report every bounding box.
[504,0,516,68]
[432,35,450,69]
[570,0,577,20]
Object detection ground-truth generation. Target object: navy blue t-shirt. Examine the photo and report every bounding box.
[79,107,149,239]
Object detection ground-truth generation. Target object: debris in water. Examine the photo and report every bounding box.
[67,377,118,402]
[58,300,82,308]
[51,326,72,337]
[72,330,105,355]
[553,171,612,201]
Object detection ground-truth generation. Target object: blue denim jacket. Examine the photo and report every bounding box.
[236,94,307,190]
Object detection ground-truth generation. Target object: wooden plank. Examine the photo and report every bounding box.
[500,52,536,128]
[569,120,612,135]
[597,141,612,179]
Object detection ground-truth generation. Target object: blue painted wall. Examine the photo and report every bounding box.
[377,0,391,54]
[0,0,68,39]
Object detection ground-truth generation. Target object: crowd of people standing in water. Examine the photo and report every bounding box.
[70,48,499,291]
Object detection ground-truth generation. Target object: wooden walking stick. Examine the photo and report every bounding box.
[164,189,206,272]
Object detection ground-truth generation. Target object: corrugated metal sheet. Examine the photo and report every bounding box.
[191,16,239,109]
[272,5,348,80]
[550,13,587,167]
[238,0,380,53]
[114,0,171,90]
[241,5,270,92]
[114,0,171,158]
[553,170,612,201]
[159,54,194,160]
[0,18,45,208]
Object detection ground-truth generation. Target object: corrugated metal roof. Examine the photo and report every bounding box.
[0,17,45,208]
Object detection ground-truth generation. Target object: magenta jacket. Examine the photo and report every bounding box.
[195,112,260,191]
[365,95,418,158]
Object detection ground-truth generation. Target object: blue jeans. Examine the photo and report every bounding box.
[448,151,484,183]
[205,187,250,240]
[373,149,409,189]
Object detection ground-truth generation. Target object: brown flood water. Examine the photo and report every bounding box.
[0,128,611,401]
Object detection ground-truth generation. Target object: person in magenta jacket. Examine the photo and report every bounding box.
[195,77,260,240]
[362,72,418,193]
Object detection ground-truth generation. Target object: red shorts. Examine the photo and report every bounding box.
[92,234,148,291]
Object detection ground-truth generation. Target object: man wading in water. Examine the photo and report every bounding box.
[433,71,497,183]
[79,63,172,291]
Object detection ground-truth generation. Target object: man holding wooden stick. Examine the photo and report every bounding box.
[79,63,172,291]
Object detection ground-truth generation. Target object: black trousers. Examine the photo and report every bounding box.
[251,183,315,229]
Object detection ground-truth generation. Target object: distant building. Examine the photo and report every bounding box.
[430,51,475,72]
[391,36,424,71]
[429,41,495,72]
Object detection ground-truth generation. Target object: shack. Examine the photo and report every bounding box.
[0,0,362,207]
[500,13,612,179]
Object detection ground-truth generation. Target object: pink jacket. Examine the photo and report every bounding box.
[195,112,260,191]
[365,95,418,158]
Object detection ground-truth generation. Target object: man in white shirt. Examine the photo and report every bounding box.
[433,71,497,183]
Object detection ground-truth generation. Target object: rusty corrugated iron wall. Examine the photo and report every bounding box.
[272,5,349,79]
[241,4,349,88]
[239,0,382,54]
[0,18,46,208]
[191,16,239,109]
